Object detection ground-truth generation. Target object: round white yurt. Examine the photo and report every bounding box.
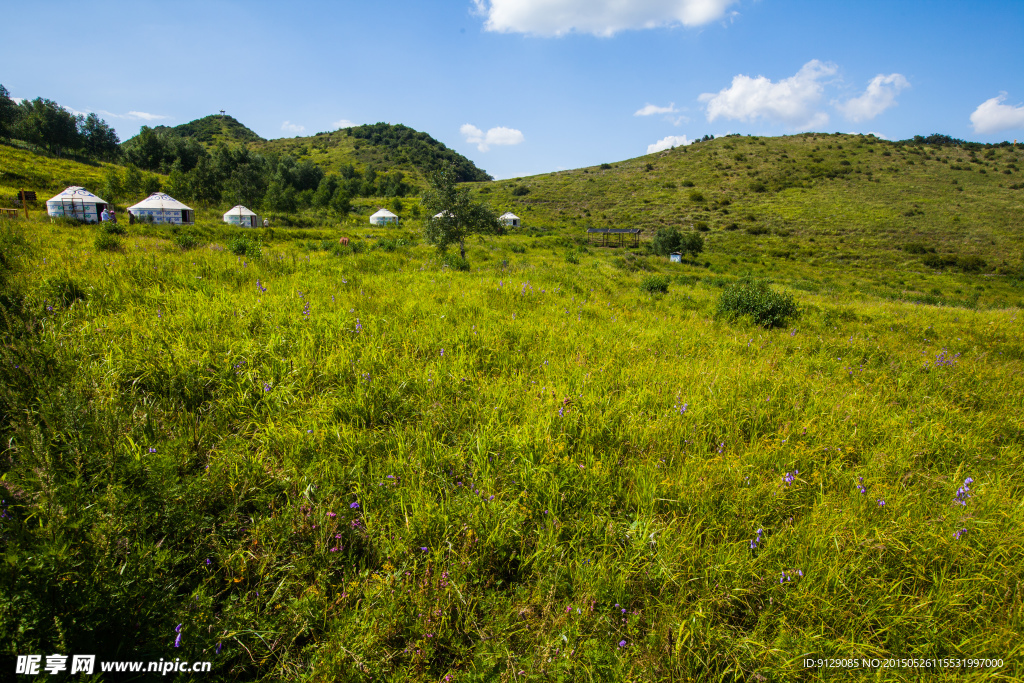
[499,211,521,228]
[433,210,453,219]
[46,186,109,223]
[223,205,259,227]
[369,208,398,226]
[128,192,195,225]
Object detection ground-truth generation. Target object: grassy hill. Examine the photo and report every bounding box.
[253,122,491,189]
[147,114,266,147]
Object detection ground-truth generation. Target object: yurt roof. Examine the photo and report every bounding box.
[433,210,454,218]
[371,208,398,218]
[500,212,520,220]
[128,192,193,211]
[47,186,108,204]
[224,205,257,217]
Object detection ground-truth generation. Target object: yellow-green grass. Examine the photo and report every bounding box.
[1,214,1021,681]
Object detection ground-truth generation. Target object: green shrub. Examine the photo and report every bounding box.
[695,221,710,232]
[351,240,366,254]
[102,222,126,235]
[564,248,580,264]
[640,275,669,294]
[510,244,526,254]
[227,234,262,258]
[746,225,770,236]
[441,253,470,271]
[688,190,705,203]
[716,279,799,328]
[94,233,121,252]
[173,232,201,251]
[511,185,530,196]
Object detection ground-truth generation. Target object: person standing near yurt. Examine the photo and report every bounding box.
[100,207,111,223]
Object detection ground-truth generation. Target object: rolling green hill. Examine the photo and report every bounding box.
[471,133,1024,296]
[145,114,265,147]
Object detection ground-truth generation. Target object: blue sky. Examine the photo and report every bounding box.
[3,0,1023,179]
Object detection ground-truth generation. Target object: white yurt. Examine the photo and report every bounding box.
[46,186,109,223]
[499,211,521,228]
[433,210,453,219]
[369,208,399,226]
[128,192,195,225]
[223,205,260,228]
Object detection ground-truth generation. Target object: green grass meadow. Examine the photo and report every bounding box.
[1,207,1022,680]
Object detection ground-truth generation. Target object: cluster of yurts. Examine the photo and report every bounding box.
[45,187,523,229]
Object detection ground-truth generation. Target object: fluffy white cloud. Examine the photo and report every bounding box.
[700,60,836,129]
[461,123,525,151]
[281,121,305,134]
[647,134,691,154]
[634,102,678,117]
[473,0,738,37]
[333,119,356,129]
[970,93,1024,134]
[836,73,909,122]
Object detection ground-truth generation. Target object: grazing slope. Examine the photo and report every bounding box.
[475,133,1024,278]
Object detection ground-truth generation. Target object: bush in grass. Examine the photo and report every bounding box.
[94,233,121,252]
[716,278,799,328]
[173,232,201,251]
[102,222,126,236]
[510,244,526,254]
[653,226,704,258]
[565,247,580,264]
[640,274,669,294]
[441,252,470,271]
[227,234,262,258]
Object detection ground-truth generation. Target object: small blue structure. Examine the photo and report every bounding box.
[669,252,682,263]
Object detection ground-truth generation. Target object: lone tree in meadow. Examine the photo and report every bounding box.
[421,162,501,261]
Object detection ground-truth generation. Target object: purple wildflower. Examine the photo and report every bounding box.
[349,502,360,509]
[618,640,627,648]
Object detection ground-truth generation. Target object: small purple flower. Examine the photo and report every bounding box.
[877,499,885,507]
[440,348,445,357]
[216,642,222,655]
[349,502,360,509]
[618,640,627,648]
[148,447,156,453]
[420,547,429,553]
[174,624,183,647]
[328,512,336,518]
[263,382,271,392]
[954,528,967,540]
[205,558,211,566]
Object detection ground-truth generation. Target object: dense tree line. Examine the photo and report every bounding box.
[0,84,119,160]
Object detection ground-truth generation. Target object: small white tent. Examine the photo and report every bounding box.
[223,205,259,228]
[433,210,453,219]
[370,208,398,226]
[46,186,109,223]
[499,211,521,228]
[128,192,195,225]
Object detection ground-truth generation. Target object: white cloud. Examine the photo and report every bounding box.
[97,109,169,121]
[473,0,739,37]
[700,60,837,129]
[333,119,356,129]
[634,102,678,117]
[11,97,23,105]
[281,121,305,135]
[868,131,888,139]
[647,134,691,154]
[836,73,909,122]
[461,123,525,151]
[970,93,1024,134]
[127,110,168,121]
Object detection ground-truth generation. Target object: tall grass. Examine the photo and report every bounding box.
[0,215,1021,681]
